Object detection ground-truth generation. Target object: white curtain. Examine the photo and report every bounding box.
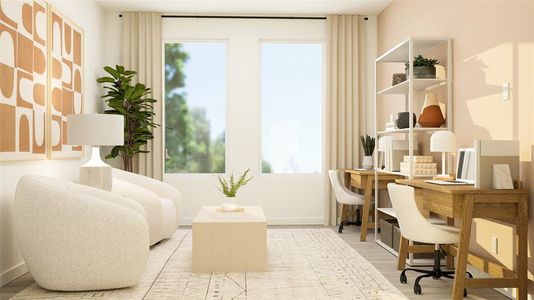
[325,15,366,225]
[121,12,163,180]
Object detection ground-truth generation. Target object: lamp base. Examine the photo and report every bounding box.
[79,146,112,191]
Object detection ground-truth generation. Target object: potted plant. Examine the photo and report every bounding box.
[97,65,159,172]
[216,169,253,211]
[405,55,440,78]
[360,135,376,169]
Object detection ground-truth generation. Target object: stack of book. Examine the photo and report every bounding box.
[400,156,437,176]
[385,121,396,132]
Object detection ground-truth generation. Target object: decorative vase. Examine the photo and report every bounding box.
[418,93,445,128]
[221,196,239,212]
[362,156,374,170]
[395,112,417,129]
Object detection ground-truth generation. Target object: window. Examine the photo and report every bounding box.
[261,43,323,174]
[164,42,226,173]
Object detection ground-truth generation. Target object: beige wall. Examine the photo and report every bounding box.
[377,0,534,296]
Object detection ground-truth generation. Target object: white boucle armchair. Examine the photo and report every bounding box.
[14,174,149,291]
[111,168,181,245]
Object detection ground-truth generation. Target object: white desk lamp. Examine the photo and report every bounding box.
[67,114,124,191]
[430,130,457,180]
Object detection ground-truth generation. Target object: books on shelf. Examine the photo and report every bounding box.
[385,121,396,132]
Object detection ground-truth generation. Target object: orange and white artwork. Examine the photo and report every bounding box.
[49,7,83,158]
[0,0,48,161]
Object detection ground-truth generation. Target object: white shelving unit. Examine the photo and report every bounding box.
[373,37,453,265]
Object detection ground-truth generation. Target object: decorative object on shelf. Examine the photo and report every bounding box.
[430,130,457,180]
[392,73,407,85]
[492,164,513,189]
[405,55,439,79]
[216,169,253,212]
[377,136,395,170]
[395,112,417,129]
[400,156,437,176]
[67,114,125,191]
[435,65,446,80]
[418,93,445,127]
[360,135,376,169]
[97,65,160,172]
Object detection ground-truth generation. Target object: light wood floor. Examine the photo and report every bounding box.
[0,226,509,300]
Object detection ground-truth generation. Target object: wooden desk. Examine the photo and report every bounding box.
[396,179,528,300]
[345,169,404,241]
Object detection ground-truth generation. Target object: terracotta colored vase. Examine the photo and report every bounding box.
[418,93,445,128]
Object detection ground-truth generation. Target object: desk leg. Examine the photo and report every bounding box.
[359,175,373,241]
[397,235,409,270]
[452,194,474,300]
[516,196,528,300]
[446,217,455,269]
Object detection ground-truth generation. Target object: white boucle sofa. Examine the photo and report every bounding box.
[111,168,181,245]
[14,174,149,291]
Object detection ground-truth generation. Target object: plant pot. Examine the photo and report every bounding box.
[221,196,240,212]
[418,93,445,128]
[362,156,374,170]
[395,112,417,129]
[405,65,436,79]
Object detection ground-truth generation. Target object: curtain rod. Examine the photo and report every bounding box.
[160,15,326,20]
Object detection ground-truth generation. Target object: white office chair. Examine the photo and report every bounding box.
[328,170,366,233]
[387,183,472,296]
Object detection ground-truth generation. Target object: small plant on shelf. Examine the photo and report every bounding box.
[405,55,440,79]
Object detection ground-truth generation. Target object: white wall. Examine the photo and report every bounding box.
[0,0,107,286]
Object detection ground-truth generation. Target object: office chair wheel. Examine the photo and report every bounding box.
[414,283,422,294]
[400,273,407,284]
[466,271,473,278]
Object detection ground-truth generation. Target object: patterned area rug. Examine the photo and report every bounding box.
[13,228,407,299]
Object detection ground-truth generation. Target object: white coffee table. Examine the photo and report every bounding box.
[192,206,267,272]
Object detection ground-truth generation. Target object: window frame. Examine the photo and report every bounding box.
[257,40,327,176]
[162,39,230,175]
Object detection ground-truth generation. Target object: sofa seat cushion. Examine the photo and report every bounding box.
[112,178,163,245]
[160,197,177,239]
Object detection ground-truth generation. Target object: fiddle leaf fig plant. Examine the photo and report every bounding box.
[97,65,159,172]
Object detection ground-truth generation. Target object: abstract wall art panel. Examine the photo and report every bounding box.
[0,0,48,161]
[49,6,83,158]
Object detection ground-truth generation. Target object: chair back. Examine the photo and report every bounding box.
[387,183,434,242]
[328,170,363,205]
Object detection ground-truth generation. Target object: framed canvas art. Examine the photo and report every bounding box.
[48,6,84,158]
[0,0,48,161]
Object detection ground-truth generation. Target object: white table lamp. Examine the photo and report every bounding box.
[430,130,457,178]
[67,114,124,191]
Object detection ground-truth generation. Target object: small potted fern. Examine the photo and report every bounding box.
[216,169,253,211]
[360,135,376,170]
[405,55,440,79]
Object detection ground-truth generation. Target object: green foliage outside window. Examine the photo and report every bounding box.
[164,43,225,173]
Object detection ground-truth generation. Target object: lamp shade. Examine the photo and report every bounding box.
[430,130,457,153]
[67,114,124,146]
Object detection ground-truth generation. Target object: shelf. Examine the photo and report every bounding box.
[377,127,447,135]
[376,37,449,63]
[377,207,396,218]
[377,79,446,95]
[374,169,435,178]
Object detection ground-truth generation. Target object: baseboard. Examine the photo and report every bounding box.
[0,262,27,287]
[180,216,325,226]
